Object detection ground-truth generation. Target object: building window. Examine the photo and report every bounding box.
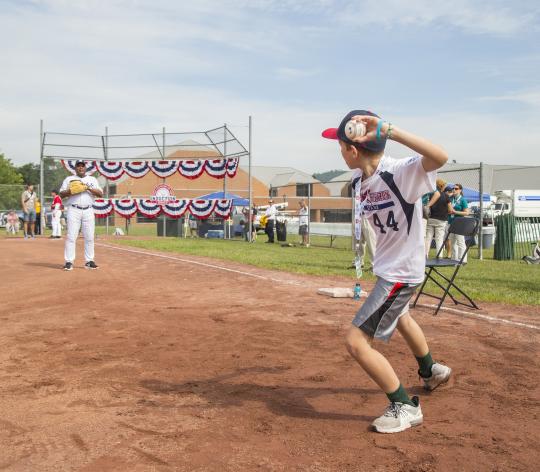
[296,183,313,197]
[322,209,352,223]
[270,187,278,197]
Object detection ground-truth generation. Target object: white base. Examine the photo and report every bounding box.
[317,287,368,298]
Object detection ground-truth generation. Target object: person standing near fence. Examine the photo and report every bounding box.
[424,178,452,257]
[50,190,63,239]
[59,160,103,271]
[264,199,277,243]
[322,109,451,434]
[21,184,37,239]
[448,183,470,262]
[298,199,309,246]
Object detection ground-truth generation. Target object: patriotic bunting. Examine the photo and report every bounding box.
[150,160,179,178]
[137,199,162,218]
[92,198,114,218]
[96,161,124,180]
[123,161,150,178]
[189,199,216,219]
[204,159,227,178]
[214,199,233,219]
[162,199,189,218]
[113,199,138,218]
[61,157,243,181]
[226,158,239,177]
[178,160,205,179]
[91,198,235,219]
[61,160,97,176]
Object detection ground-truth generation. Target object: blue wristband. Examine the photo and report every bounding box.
[376,119,385,141]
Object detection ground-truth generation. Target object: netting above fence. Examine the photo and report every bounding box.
[42,126,249,161]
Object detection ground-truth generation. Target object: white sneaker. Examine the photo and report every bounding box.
[422,363,452,391]
[372,396,423,433]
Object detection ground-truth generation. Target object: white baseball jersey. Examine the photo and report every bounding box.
[352,155,436,284]
[60,175,102,207]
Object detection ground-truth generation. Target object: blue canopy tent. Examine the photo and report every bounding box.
[195,191,250,206]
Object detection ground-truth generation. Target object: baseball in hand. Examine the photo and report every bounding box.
[344,120,367,140]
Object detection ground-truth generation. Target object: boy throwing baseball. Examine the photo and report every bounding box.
[322,110,451,433]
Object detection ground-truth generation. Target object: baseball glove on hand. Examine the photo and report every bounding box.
[69,180,88,195]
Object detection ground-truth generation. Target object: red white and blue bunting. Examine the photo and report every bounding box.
[137,199,162,218]
[226,158,239,177]
[61,160,97,176]
[150,160,179,178]
[178,160,205,179]
[189,200,216,219]
[162,199,189,218]
[92,198,234,219]
[204,159,227,179]
[62,157,241,180]
[92,199,114,218]
[113,199,138,218]
[124,161,150,178]
[214,199,233,218]
[96,161,124,180]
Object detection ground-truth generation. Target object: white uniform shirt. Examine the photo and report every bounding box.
[352,155,436,284]
[60,175,102,207]
[299,207,309,226]
[265,204,278,221]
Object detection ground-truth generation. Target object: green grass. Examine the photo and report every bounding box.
[108,234,540,306]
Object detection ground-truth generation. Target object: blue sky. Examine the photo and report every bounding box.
[1,0,539,173]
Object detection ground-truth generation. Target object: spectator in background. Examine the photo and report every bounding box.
[358,217,376,271]
[50,190,63,239]
[424,178,453,257]
[34,197,42,235]
[264,199,277,243]
[251,206,258,242]
[21,183,37,238]
[5,210,19,235]
[188,214,198,238]
[298,199,309,246]
[448,183,470,263]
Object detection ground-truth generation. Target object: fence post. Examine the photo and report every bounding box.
[479,162,484,260]
[248,116,252,242]
[39,119,44,235]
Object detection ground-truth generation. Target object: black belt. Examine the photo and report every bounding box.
[72,204,92,210]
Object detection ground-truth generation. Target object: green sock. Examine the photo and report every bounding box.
[386,384,414,406]
[416,352,434,378]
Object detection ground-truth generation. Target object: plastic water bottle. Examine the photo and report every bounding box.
[353,282,361,300]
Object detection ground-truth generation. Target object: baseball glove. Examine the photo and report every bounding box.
[69,180,88,195]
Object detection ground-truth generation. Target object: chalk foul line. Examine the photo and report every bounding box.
[97,243,539,332]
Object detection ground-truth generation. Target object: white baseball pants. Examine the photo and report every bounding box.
[52,210,62,237]
[64,206,95,263]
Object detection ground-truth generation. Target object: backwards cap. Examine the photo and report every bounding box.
[322,109,387,153]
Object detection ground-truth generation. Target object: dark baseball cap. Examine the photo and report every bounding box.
[322,109,387,153]
[445,184,454,192]
[75,160,86,166]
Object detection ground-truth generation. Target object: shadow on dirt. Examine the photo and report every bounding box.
[141,366,378,422]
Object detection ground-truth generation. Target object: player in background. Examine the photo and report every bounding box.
[59,161,103,271]
[50,190,63,239]
[322,110,451,433]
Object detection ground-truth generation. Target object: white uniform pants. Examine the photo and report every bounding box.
[449,233,467,263]
[64,206,95,263]
[52,211,62,237]
[425,218,447,257]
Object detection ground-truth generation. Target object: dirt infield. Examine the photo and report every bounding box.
[1,237,539,471]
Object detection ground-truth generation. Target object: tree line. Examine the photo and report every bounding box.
[0,154,67,210]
